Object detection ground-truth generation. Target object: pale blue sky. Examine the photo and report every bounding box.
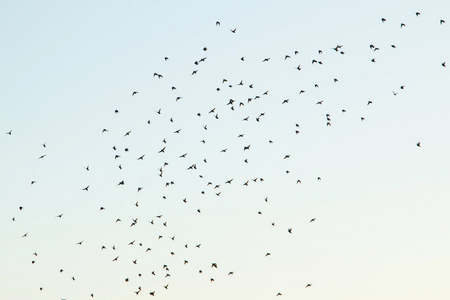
[1,0,450,299]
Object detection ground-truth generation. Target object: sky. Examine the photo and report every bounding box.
[1,0,450,299]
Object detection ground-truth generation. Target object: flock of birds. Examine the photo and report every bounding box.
[4,12,442,299]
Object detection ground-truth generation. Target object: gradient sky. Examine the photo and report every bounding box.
[1,0,450,299]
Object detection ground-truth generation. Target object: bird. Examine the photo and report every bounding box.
[417,142,421,147]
